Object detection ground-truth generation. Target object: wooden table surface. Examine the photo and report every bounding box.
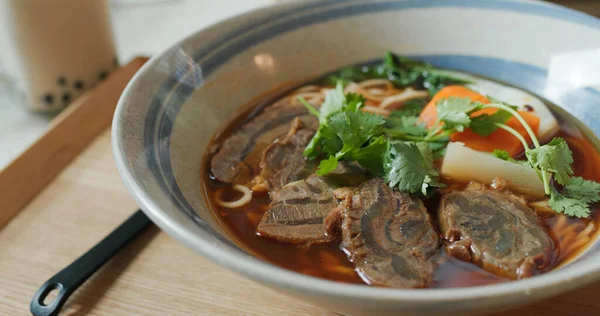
[1,128,599,315]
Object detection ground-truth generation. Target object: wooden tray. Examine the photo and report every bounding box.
[0,58,599,316]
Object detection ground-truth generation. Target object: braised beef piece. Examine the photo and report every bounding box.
[437,183,555,279]
[259,117,316,191]
[257,164,367,245]
[257,175,340,244]
[339,178,440,288]
[211,99,318,183]
[259,118,368,191]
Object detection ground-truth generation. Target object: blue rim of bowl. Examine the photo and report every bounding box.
[114,0,600,303]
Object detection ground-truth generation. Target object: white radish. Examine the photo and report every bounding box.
[441,142,545,198]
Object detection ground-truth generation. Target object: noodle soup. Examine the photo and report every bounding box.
[204,53,600,288]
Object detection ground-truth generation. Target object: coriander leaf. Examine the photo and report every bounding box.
[304,82,347,159]
[344,92,365,112]
[328,65,383,85]
[346,135,388,175]
[548,177,600,218]
[470,109,512,136]
[319,124,343,154]
[527,137,574,185]
[303,131,321,159]
[309,104,386,175]
[385,115,427,137]
[388,98,428,118]
[329,51,471,97]
[317,155,340,176]
[319,82,346,121]
[385,142,424,194]
[384,141,441,195]
[384,51,428,73]
[396,116,419,126]
[328,110,386,152]
[385,53,429,87]
[384,52,472,96]
[436,97,480,132]
[400,116,428,136]
[469,99,518,136]
[549,188,590,218]
[414,142,443,193]
[328,68,365,85]
[415,142,434,166]
[564,177,600,203]
[303,83,366,160]
[304,122,345,159]
[492,149,512,161]
[383,51,398,70]
[428,140,448,152]
[429,140,449,159]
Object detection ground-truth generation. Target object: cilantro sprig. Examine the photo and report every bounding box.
[527,137,573,185]
[306,52,600,217]
[383,96,515,149]
[549,178,600,218]
[300,82,387,176]
[384,141,442,195]
[431,97,600,218]
[299,83,442,195]
[330,51,471,96]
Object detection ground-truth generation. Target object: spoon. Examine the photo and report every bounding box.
[30,210,152,316]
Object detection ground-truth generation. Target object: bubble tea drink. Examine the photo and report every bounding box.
[6,0,117,112]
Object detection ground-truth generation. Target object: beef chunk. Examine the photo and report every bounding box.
[211,99,317,183]
[438,183,556,279]
[257,164,367,244]
[259,118,368,192]
[259,117,316,191]
[257,175,339,244]
[340,178,440,288]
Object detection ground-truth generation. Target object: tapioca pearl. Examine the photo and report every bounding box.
[42,93,54,106]
[99,70,110,81]
[74,80,85,90]
[57,76,67,86]
[62,92,71,104]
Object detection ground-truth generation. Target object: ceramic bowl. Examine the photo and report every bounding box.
[112,1,600,315]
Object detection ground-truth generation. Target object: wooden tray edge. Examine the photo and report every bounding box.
[0,57,149,229]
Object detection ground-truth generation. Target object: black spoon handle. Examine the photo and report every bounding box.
[30,210,152,316]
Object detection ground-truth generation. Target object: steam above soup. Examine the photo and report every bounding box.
[205,52,600,288]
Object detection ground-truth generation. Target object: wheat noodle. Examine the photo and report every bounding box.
[215,184,253,208]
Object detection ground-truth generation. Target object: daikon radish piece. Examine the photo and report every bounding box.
[441,142,545,198]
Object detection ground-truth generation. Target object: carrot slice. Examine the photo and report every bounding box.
[451,111,540,156]
[419,86,490,127]
[418,85,540,156]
